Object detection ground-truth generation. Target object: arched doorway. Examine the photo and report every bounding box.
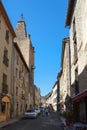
[0,95,11,121]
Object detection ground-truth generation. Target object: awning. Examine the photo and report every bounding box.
[72,90,87,102]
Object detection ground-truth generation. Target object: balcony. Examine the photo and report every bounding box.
[2,83,8,94]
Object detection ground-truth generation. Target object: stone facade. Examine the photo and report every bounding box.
[51,81,58,111]
[65,0,87,122]
[0,1,15,121]
[0,1,36,122]
[12,42,30,117]
[34,85,41,107]
[14,15,35,109]
[59,37,70,112]
[46,92,52,107]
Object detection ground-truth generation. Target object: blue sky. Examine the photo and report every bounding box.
[2,0,69,96]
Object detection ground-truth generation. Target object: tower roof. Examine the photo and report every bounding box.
[15,14,27,40]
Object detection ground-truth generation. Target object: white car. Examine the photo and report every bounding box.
[34,108,41,115]
[24,109,38,119]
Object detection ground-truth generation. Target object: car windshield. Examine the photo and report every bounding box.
[26,109,35,112]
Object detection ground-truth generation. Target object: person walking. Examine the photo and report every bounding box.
[42,108,45,116]
[45,108,49,116]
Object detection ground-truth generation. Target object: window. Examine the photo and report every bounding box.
[73,35,78,65]
[16,87,18,96]
[3,73,7,83]
[2,73,8,93]
[75,68,79,95]
[3,49,9,66]
[16,68,18,78]
[21,91,25,100]
[74,37,78,58]
[73,18,76,39]
[16,103,18,116]
[73,18,78,65]
[5,30,9,43]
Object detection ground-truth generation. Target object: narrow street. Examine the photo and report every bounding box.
[0,112,65,130]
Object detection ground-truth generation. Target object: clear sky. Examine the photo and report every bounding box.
[2,0,69,96]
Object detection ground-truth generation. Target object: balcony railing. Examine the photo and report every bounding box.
[2,83,8,94]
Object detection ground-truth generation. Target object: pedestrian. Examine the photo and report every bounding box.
[42,108,45,116]
[45,108,49,116]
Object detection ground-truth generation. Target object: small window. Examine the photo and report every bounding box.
[73,18,76,39]
[75,68,79,94]
[3,73,7,84]
[5,30,9,43]
[16,68,18,78]
[2,73,8,93]
[16,103,18,115]
[16,87,18,96]
[3,49,9,66]
[73,35,78,64]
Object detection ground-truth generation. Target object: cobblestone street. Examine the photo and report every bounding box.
[0,112,65,130]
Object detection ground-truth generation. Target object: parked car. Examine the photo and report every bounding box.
[24,109,38,119]
[34,108,41,115]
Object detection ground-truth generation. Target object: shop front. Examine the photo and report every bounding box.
[72,90,87,123]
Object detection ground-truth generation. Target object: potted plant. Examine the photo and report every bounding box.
[62,111,72,126]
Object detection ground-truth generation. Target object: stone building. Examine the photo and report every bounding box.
[0,1,16,121]
[12,42,30,117]
[65,0,87,122]
[51,81,59,111]
[45,92,52,107]
[34,85,41,107]
[14,15,35,109]
[58,37,70,113]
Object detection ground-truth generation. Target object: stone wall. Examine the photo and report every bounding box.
[70,0,87,95]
